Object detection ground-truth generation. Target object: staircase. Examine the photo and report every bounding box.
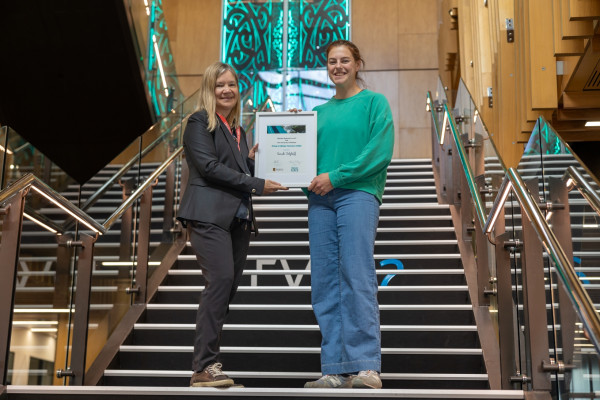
[4,159,527,399]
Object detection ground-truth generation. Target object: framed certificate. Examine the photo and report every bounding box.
[254,111,317,187]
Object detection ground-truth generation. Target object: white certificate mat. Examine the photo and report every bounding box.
[254,111,317,187]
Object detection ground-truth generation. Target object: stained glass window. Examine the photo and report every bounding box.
[222,0,350,126]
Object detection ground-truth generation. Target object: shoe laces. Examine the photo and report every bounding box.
[206,363,225,376]
[323,374,344,385]
[358,370,378,377]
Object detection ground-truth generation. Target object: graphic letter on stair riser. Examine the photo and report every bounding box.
[253,259,311,286]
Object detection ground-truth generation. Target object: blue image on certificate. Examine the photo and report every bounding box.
[267,125,306,134]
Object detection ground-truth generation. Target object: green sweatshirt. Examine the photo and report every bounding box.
[311,89,395,203]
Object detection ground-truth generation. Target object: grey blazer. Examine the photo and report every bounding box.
[177,110,264,231]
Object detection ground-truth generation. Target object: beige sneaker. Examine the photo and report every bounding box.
[304,374,352,388]
[350,370,382,389]
[190,363,234,387]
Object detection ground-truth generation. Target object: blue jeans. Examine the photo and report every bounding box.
[308,188,381,375]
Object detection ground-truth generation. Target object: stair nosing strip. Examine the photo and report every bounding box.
[100,370,492,382]
[119,345,481,353]
[29,385,525,398]
[133,324,478,332]
[156,285,469,292]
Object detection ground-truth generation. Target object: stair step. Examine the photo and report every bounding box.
[132,324,478,332]
[156,285,469,292]
[102,369,489,381]
[167,269,466,276]
[6,385,525,399]
[178,254,462,261]
[146,303,474,310]
[119,345,481,354]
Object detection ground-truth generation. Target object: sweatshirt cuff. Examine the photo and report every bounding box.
[329,170,342,188]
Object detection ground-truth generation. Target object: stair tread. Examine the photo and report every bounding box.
[7,385,524,399]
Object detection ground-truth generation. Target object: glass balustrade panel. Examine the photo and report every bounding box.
[0,127,8,189]
[497,190,527,385]
[545,254,600,399]
[85,211,136,373]
[1,127,75,193]
[10,188,78,385]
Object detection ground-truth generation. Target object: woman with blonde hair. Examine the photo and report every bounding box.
[178,61,287,387]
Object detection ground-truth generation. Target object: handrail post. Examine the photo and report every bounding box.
[475,175,499,307]
[495,232,519,389]
[54,234,74,309]
[0,192,26,387]
[520,203,552,391]
[70,233,97,386]
[450,131,461,206]
[439,129,452,205]
[459,157,473,241]
[119,178,136,262]
[162,160,175,242]
[474,213,491,307]
[134,186,153,304]
[431,118,444,203]
[548,176,576,386]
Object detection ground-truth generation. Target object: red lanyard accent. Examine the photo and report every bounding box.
[217,113,241,151]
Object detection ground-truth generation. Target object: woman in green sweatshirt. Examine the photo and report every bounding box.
[303,40,395,390]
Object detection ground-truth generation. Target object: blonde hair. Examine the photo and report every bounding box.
[199,62,241,131]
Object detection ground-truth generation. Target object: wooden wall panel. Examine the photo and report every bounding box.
[554,0,585,55]
[561,0,594,38]
[397,0,439,34]
[438,0,459,99]
[458,0,475,94]
[569,0,600,19]
[398,33,439,69]
[473,0,493,114]
[353,0,440,159]
[492,0,521,168]
[528,0,559,109]
[352,0,399,70]
[163,0,221,98]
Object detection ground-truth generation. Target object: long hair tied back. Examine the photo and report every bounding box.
[326,39,366,87]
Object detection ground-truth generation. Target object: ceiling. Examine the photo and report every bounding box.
[0,0,154,184]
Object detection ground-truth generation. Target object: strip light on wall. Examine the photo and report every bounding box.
[31,328,58,333]
[153,35,169,97]
[585,121,600,127]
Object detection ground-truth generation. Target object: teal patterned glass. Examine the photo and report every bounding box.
[222,0,349,118]
[126,0,183,118]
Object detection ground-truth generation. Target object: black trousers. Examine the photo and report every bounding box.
[188,219,251,372]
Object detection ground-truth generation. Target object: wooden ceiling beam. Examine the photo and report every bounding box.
[569,0,600,20]
[562,91,600,108]
[556,108,600,120]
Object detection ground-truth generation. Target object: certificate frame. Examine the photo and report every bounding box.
[254,111,317,187]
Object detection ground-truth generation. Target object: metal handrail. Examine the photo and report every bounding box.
[0,173,106,234]
[428,100,488,227]
[565,165,600,216]
[77,101,198,214]
[102,147,183,230]
[427,90,600,355]
[507,168,600,353]
[426,91,442,143]
[0,143,185,236]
